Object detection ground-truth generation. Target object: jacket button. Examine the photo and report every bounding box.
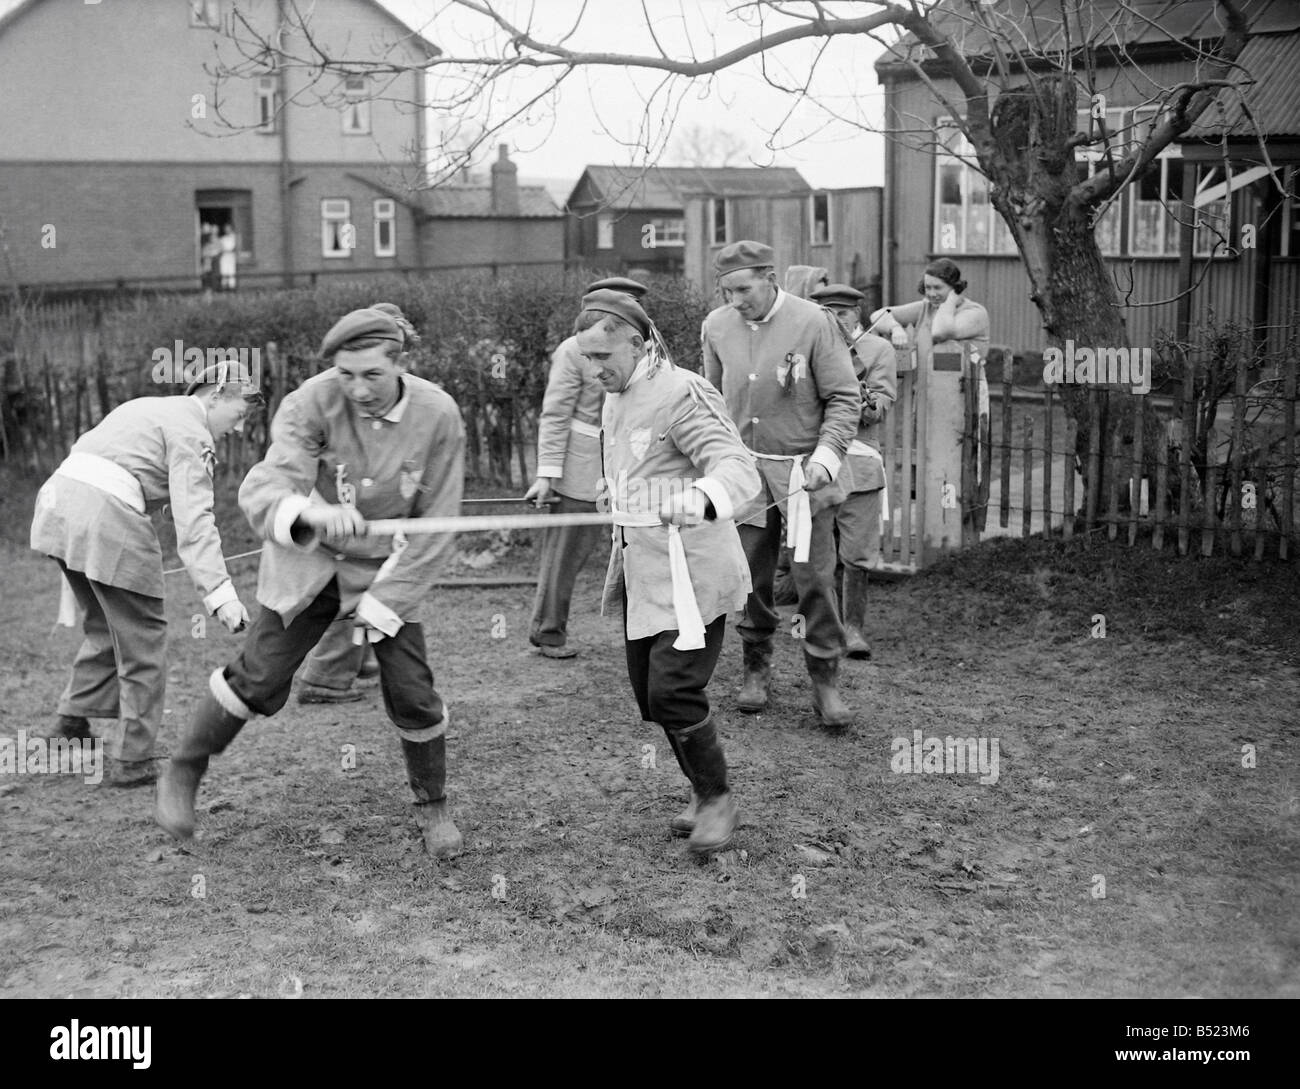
[748,374,756,381]
[334,553,346,561]
[371,420,382,431]
[751,416,759,424]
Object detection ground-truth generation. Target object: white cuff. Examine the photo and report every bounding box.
[203,579,238,613]
[691,477,733,522]
[272,494,315,548]
[209,667,252,720]
[809,445,842,479]
[356,591,402,637]
[536,465,564,479]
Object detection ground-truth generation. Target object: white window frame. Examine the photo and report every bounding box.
[1282,167,1300,258]
[322,199,354,259]
[709,198,729,246]
[342,76,371,136]
[809,193,831,245]
[647,216,685,246]
[373,199,396,258]
[1191,164,1234,259]
[933,119,1017,256]
[1127,107,1181,258]
[255,76,278,136]
[189,0,221,29]
[1074,107,1126,256]
[596,213,614,250]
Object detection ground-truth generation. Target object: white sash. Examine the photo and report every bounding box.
[848,441,889,529]
[753,452,811,562]
[611,509,706,651]
[569,418,600,438]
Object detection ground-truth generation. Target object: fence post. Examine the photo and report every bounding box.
[1129,389,1144,546]
[1153,431,1168,552]
[1043,384,1054,537]
[1178,359,1194,557]
[1000,353,1013,528]
[1085,389,1100,540]
[1282,352,1296,562]
[1062,418,1076,541]
[1229,352,1247,557]
[1022,414,1033,539]
[1107,413,1121,542]
[1201,424,1220,558]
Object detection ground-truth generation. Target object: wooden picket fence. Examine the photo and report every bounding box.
[874,344,1299,568]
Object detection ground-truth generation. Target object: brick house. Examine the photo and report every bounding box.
[0,0,437,292]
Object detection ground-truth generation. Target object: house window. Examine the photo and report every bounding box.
[810,193,831,245]
[322,199,354,258]
[189,0,221,28]
[374,199,396,257]
[597,213,614,249]
[1192,164,1234,258]
[647,217,684,246]
[934,120,1017,256]
[1074,108,1126,256]
[709,198,729,246]
[1282,167,1300,258]
[255,76,278,135]
[342,76,370,135]
[1128,108,1181,257]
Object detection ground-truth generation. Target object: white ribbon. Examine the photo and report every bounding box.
[568,418,601,438]
[754,453,813,564]
[611,510,707,651]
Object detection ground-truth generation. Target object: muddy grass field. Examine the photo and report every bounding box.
[1,469,1297,998]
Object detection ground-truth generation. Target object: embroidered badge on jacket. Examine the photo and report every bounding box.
[777,352,807,391]
[628,428,652,462]
[399,468,420,501]
[335,463,357,507]
[200,445,217,478]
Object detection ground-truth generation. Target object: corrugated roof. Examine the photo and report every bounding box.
[876,0,1298,70]
[1185,32,1300,138]
[570,165,811,210]
[421,185,562,219]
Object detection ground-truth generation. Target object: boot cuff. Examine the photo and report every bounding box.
[209,668,252,719]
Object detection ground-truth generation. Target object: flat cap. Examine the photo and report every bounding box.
[713,240,776,276]
[586,276,648,299]
[320,308,405,358]
[810,283,865,309]
[577,289,652,338]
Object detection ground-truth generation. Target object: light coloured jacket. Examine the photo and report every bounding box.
[701,288,860,520]
[600,357,760,640]
[238,371,465,626]
[535,336,604,502]
[30,395,233,606]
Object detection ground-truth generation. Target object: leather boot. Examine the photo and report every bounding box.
[155,683,247,839]
[842,567,872,660]
[32,714,95,742]
[736,639,773,713]
[666,716,739,855]
[402,736,463,859]
[805,651,853,728]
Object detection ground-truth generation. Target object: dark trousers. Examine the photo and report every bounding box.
[224,578,446,738]
[529,494,604,647]
[737,504,846,660]
[55,560,167,762]
[625,613,728,733]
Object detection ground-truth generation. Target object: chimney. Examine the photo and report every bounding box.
[490,143,520,215]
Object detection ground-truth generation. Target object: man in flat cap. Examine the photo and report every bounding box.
[30,361,257,786]
[295,302,419,703]
[156,307,468,859]
[524,276,648,660]
[702,240,860,727]
[810,283,897,659]
[576,289,759,854]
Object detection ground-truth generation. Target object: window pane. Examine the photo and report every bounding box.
[597,214,614,249]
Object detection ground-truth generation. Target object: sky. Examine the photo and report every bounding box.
[0,0,890,190]
[385,0,890,190]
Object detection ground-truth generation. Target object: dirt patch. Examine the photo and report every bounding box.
[1,469,1296,997]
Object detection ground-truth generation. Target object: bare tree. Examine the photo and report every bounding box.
[667,123,751,167]
[208,0,1269,510]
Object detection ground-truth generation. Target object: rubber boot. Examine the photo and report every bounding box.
[736,639,773,713]
[805,652,853,727]
[666,716,738,855]
[108,758,160,788]
[402,737,463,859]
[842,567,872,660]
[669,789,699,837]
[155,688,247,839]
